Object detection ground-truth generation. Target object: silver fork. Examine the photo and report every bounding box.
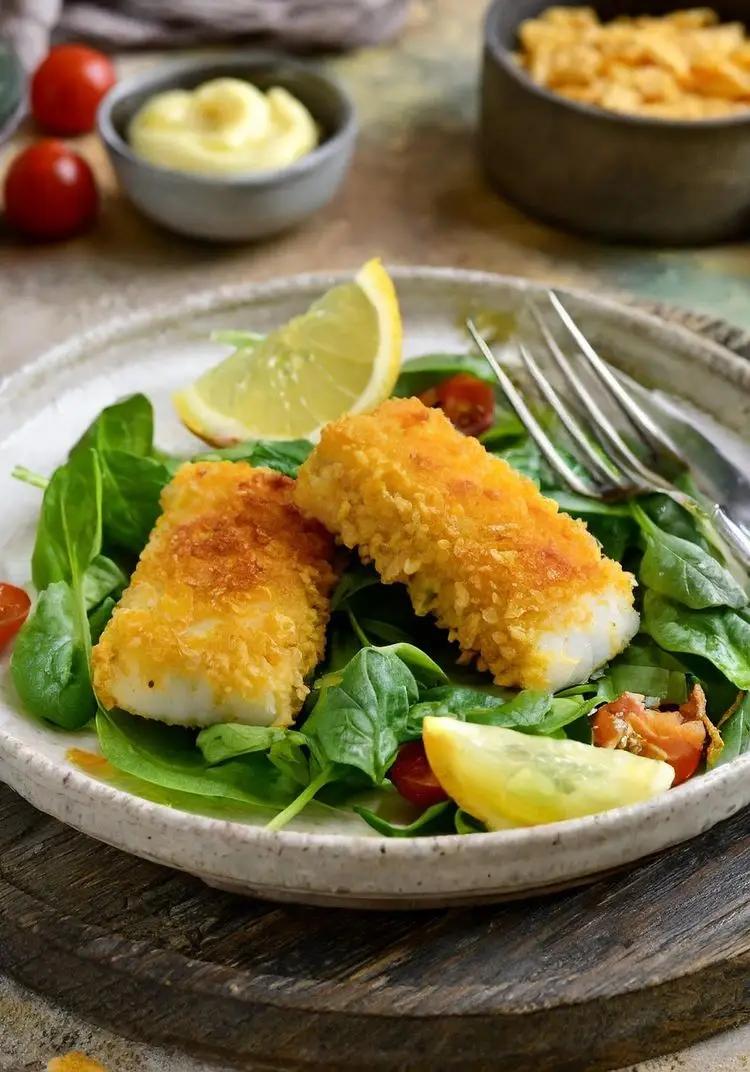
[465,293,750,571]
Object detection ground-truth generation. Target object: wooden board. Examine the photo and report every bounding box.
[1,781,750,1071]
[2,308,750,1071]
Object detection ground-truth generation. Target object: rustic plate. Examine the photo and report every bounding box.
[1,268,749,908]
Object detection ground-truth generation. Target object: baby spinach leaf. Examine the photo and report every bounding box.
[643,591,750,690]
[83,554,127,610]
[197,723,305,766]
[98,450,171,553]
[306,648,419,783]
[392,353,496,397]
[642,493,710,551]
[710,693,750,769]
[269,735,310,787]
[634,505,746,610]
[331,562,381,612]
[31,449,103,591]
[375,643,447,691]
[97,709,296,807]
[194,438,312,478]
[479,413,526,450]
[405,683,509,737]
[71,393,154,459]
[466,690,552,728]
[354,800,455,837]
[89,596,116,645]
[11,581,96,729]
[455,808,487,834]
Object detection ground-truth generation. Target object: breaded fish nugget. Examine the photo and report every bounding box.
[294,397,638,690]
[93,461,336,727]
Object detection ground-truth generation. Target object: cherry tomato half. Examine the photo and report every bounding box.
[593,688,707,787]
[4,140,98,241]
[419,373,495,436]
[390,740,449,808]
[31,45,116,135]
[0,583,31,651]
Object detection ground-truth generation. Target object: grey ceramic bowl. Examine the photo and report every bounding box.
[98,54,356,242]
[480,0,750,245]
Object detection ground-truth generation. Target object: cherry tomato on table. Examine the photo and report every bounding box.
[593,687,708,787]
[4,140,99,240]
[389,740,449,808]
[31,44,116,135]
[0,583,31,650]
[419,373,495,436]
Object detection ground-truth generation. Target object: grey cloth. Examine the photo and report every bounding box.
[0,0,409,69]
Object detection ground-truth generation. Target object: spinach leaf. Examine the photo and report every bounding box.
[71,393,154,459]
[83,554,127,610]
[467,693,595,735]
[194,438,312,478]
[709,693,750,769]
[354,800,455,837]
[455,809,487,834]
[392,353,496,397]
[479,413,526,450]
[11,581,96,729]
[305,648,420,783]
[89,596,116,644]
[375,643,447,690]
[495,438,545,485]
[98,450,171,553]
[269,735,310,787]
[642,493,710,551]
[643,591,750,690]
[634,505,746,610]
[197,723,305,766]
[31,449,103,591]
[596,638,689,706]
[331,562,381,612]
[405,683,509,737]
[97,709,296,807]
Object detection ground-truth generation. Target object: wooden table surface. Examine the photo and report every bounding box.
[2,1,750,1068]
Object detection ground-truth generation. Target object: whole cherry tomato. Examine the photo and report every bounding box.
[419,373,495,436]
[593,687,708,787]
[389,740,449,808]
[4,140,98,240]
[0,584,31,650]
[31,44,116,135]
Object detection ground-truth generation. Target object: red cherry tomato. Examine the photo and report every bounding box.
[390,740,449,808]
[419,373,495,436]
[31,44,116,135]
[4,140,98,240]
[0,584,31,650]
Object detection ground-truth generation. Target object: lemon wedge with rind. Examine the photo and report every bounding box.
[174,259,402,444]
[422,717,674,830]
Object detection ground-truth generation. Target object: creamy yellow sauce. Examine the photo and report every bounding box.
[128,77,319,176]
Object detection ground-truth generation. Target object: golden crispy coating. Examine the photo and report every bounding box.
[93,461,337,727]
[294,397,636,689]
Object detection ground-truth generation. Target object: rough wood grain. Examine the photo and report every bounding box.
[1,777,749,1072]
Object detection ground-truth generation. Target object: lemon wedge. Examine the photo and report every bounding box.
[422,718,674,829]
[174,258,403,443]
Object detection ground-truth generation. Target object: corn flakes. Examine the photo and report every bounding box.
[516,7,750,119]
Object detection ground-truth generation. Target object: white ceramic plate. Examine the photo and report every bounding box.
[1,268,750,908]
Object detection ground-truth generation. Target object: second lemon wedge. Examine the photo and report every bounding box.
[174,258,402,443]
[422,717,674,829]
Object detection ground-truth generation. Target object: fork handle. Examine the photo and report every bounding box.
[711,504,750,572]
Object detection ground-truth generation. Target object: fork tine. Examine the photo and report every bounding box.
[527,303,673,493]
[517,341,627,490]
[465,320,600,498]
[547,291,686,462]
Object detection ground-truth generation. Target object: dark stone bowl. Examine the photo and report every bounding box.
[98,53,356,242]
[480,0,750,245]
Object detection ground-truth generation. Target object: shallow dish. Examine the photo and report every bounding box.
[1,267,750,908]
[98,53,356,242]
[480,0,750,245]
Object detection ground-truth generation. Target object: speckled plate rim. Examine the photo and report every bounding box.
[1,266,749,907]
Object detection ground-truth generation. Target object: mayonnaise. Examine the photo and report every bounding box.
[128,77,319,176]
